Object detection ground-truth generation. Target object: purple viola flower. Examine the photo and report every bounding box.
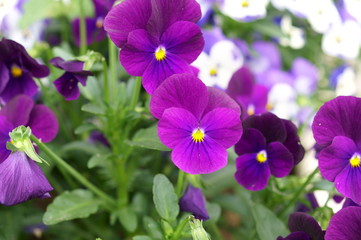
[291,58,318,96]
[72,0,116,46]
[226,66,269,118]
[325,206,361,240]
[150,73,242,174]
[234,112,304,190]
[0,38,49,102]
[50,57,93,101]
[104,0,204,94]
[179,185,209,221]
[312,96,361,203]
[296,193,320,213]
[0,95,58,205]
[277,212,325,240]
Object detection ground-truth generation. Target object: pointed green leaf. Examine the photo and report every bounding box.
[126,125,171,151]
[152,174,179,222]
[43,189,100,225]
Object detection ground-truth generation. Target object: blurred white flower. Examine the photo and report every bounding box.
[268,83,299,120]
[322,20,361,59]
[343,0,361,24]
[0,0,16,26]
[279,15,305,49]
[335,67,357,96]
[220,0,269,22]
[305,0,341,33]
[193,40,243,89]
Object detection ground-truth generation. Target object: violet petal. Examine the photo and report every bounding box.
[267,142,294,178]
[235,128,267,156]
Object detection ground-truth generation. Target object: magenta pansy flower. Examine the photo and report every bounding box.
[104,0,204,94]
[150,74,242,174]
[0,95,58,205]
[50,57,93,101]
[0,38,49,102]
[179,185,209,221]
[312,96,361,203]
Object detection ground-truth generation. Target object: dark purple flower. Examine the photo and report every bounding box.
[150,73,242,174]
[226,66,269,118]
[296,193,320,213]
[104,0,204,94]
[0,95,58,205]
[72,0,116,46]
[0,38,49,102]
[277,212,325,240]
[89,131,110,148]
[234,113,304,190]
[50,57,93,101]
[325,206,361,240]
[312,96,361,203]
[179,185,209,221]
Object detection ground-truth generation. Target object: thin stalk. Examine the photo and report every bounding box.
[102,59,110,104]
[31,135,116,208]
[176,170,186,197]
[210,221,222,240]
[280,168,319,218]
[129,77,142,110]
[108,39,118,103]
[79,0,87,55]
[172,216,190,240]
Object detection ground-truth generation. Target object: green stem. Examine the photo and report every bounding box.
[176,170,185,197]
[102,59,109,104]
[129,76,142,110]
[108,39,118,103]
[172,216,190,240]
[210,221,222,240]
[79,0,87,55]
[31,135,116,208]
[280,168,319,218]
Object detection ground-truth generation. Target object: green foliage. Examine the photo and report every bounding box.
[126,125,171,151]
[152,174,179,222]
[43,189,101,225]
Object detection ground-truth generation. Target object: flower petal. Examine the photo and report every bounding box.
[0,61,10,93]
[179,185,209,221]
[27,105,59,143]
[0,151,53,206]
[0,116,13,163]
[201,108,242,148]
[267,142,294,178]
[288,212,324,240]
[282,119,305,165]
[162,21,204,63]
[119,29,156,76]
[0,72,38,102]
[172,136,227,174]
[142,53,194,94]
[235,128,266,156]
[146,0,201,37]
[50,57,85,72]
[203,87,241,116]
[150,73,208,119]
[0,94,34,126]
[277,232,311,240]
[54,72,81,101]
[244,112,287,143]
[312,96,361,147]
[235,153,270,191]
[226,66,255,99]
[158,107,197,148]
[103,0,152,48]
[318,136,356,182]
[325,206,361,240]
[334,165,361,203]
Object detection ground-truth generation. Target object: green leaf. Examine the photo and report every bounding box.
[133,236,153,240]
[119,207,138,233]
[206,203,221,222]
[87,153,111,169]
[74,123,97,135]
[81,103,106,115]
[126,125,171,151]
[143,216,163,240]
[43,189,100,225]
[251,204,289,240]
[152,174,179,222]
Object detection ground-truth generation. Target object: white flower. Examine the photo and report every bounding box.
[220,0,269,22]
[193,40,243,89]
[335,66,357,96]
[268,83,299,120]
[322,20,361,59]
[279,15,306,49]
[343,0,361,24]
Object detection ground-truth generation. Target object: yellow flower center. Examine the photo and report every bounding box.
[350,153,361,168]
[241,0,249,7]
[192,128,205,143]
[11,65,23,78]
[247,104,255,115]
[96,18,104,28]
[266,103,273,111]
[256,150,267,163]
[209,68,217,76]
[155,46,166,61]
